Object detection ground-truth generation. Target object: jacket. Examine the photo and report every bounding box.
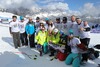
[25,22,35,35]
[36,31,47,45]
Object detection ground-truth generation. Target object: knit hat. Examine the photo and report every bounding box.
[45,18,49,21]
[69,29,74,36]
[20,16,24,20]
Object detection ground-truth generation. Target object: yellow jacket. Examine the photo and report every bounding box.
[36,31,47,45]
[46,32,52,43]
[51,32,60,44]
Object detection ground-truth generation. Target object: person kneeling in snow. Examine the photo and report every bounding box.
[49,28,60,57]
[65,33,82,67]
[36,26,48,56]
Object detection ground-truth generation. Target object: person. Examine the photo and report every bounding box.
[36,26,48,56]
[35,17,40,34]
[9,16,21,49]
[54,18,62,31]
[47,20,55,32]
[78,21,91,62]
[65,33,82,67]
[25,17,35,48]
[69,15,79,37]
[76,18,84,37]
[45,18,49,25]
[61,17,71,53]
[49,28,60,57]
[61,17,69,35]
[18,16,28,46]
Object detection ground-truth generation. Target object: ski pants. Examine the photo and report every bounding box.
[65,53,81,67]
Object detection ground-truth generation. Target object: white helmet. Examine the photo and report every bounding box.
[54,28,58,33]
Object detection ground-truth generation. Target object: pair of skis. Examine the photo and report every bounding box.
[14,52,38,60]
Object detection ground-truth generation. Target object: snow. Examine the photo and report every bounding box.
[0,12,20,23]
[0,12,100,67]
[0,12,14,18]
[0,23,100,67]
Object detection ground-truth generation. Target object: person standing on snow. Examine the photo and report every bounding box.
[18,16,28,46]
[54,18,62,32]
[69,15,79,37]
[77,20,91,63]
[9,16,21,49]
[61,17,71,53]
[25,17,35,48]
[47,20,55,32]
[35,17,40,35]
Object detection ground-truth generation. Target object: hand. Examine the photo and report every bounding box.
[49,40,52,44]
[80,27,85,31]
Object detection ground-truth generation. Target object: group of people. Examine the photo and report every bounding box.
[9,15,91,67]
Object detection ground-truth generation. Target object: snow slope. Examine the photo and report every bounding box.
[0,23,100,67]
[0,12,100,67]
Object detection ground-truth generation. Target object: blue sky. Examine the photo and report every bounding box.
[37,0,100,11]
[65,0,100,10]
[0,0,100,16]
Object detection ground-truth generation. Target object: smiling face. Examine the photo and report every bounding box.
[71,15,76,22]
[76,18,81,24]
[29,18,33,22]
[13,17,17,22]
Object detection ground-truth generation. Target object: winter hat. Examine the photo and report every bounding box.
[40,20,45,24]
[20,16,24,20]
[54,28,59,33]
[69,29,73,34]
[68,29,74,36]
[45,18,49,21]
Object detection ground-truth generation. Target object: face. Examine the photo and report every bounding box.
[76,19,81,24]
[48,31,52,36]
[68,35,73,39]
[63,19,67,23]
[29,18,33,22]
[42,28,45,32]
[54,32,57,35]
[36,19,40,22]
[56,20,60,23]
[71,16,76,22]
[21,19,24,22]
[13,17,17,22]
[84,21,88,26]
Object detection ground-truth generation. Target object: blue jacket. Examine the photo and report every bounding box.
[25,22,35,35]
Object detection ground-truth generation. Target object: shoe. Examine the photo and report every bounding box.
[15,47,18,49]
[49,54,54,57]
[80,61,87,65]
